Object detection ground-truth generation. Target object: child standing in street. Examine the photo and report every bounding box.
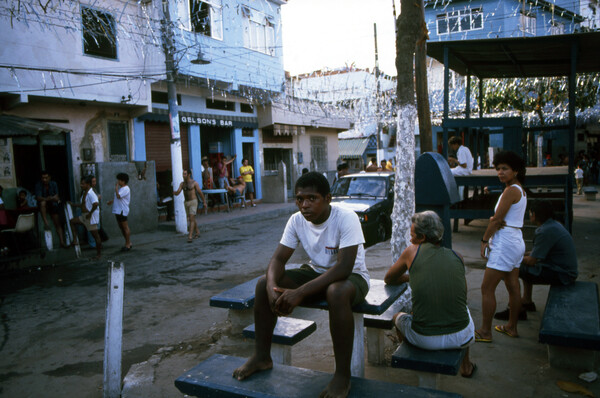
[68,176,101,260]
[107,173,132,251]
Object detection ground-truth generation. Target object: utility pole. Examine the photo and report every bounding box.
[374,23,382,164]
[161,0,186,234]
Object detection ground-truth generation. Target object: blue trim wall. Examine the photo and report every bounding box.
[189,124,202,180]
[133,118,146,161]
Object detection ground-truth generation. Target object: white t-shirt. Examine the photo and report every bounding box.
[112,186,131,216]
[451,145,474,176]
[84,188,100,225]
[574,168,584,179]
[280,205,369,286]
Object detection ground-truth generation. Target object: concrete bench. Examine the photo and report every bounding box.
[539,281,600,370]
[391,342,468,390]
[583,187,598,201]
[175,354,463,398]
[301,279,408,377]
[243,317,316,365]
[209,276,261,332]
[363,295,409,364]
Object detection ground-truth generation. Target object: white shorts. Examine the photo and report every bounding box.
[487,227,525,272]
[395,307,475,350]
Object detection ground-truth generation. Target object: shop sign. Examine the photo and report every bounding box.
[180,115,233,128]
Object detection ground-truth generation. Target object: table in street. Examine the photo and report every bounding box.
[300,279,407,377]
[202,189,230,213]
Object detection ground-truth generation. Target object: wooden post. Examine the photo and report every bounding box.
[103,261,125,398]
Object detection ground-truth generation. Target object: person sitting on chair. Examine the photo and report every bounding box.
[35,170,67,248]
[226,176,246,196]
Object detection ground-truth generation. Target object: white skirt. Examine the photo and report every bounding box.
[487,227,525,272]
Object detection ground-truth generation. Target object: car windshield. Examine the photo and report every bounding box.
[332,177,387,198]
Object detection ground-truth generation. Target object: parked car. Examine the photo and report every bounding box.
[330,172,395,245]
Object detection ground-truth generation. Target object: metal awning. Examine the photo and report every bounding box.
[0,114,71,137]
[138,108,258,128]
[427,32,600,78]
[338,138,370,159]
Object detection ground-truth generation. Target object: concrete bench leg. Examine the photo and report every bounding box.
[366,328,386,365]
[351,313,365,377]
[547,345,598,371]
[228,309,254,334]
[416,372,441,390]
[271,344,292,365]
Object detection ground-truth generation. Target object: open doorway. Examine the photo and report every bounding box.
[264,148,293,196]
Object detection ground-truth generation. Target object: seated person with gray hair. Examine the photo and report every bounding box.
[385,210,476,377]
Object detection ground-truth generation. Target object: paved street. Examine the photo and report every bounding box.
[1,193,599,398]
[0,209,304,398]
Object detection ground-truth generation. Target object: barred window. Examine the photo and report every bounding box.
[310,136,328,172]
[82,7,117,59]
[437,8,483,35]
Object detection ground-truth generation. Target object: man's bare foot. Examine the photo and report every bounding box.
[319,374,351,398]
[460,361,477,378]
[232,355,272,381]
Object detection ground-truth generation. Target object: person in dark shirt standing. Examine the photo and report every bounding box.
[35,170,66,248]
[495,200,578,320]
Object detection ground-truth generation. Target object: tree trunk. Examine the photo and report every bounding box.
[391,0,421,261]
[415,0,432,153]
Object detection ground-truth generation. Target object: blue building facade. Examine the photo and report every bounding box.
[134,0,286,200]
[425,0,583,41]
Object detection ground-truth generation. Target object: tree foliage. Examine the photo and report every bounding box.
[478,73,600,123]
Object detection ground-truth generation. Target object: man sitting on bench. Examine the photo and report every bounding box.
[495,200,578,320]
[385,211,476,377]
[232,172,370,398]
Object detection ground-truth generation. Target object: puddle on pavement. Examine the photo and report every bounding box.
[43,359,103,377]
[0,371,32,383]
[209,239,241,247]
[78,323,105,342]
[42,343,162,378]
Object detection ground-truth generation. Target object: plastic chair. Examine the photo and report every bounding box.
[2,213,35,254]
[230,187,247,209]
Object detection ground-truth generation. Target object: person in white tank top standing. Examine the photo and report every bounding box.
[475,151,527,343]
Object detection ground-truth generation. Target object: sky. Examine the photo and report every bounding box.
[280,0,399,77]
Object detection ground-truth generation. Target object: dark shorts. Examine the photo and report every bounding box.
[245,181,254,194]
[284,264,369,306]
[115,213,128,222]
[42,202,60,215]
[519,264,573,286]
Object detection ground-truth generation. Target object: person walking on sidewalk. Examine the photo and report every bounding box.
[173,169,206,243]
[495,200,578,321]
[68,176,101,260]
[476,151,527,342]
[575,164,584,195]
[232,172,370,398]
[107,173,132,251]
[239,158,256,207]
